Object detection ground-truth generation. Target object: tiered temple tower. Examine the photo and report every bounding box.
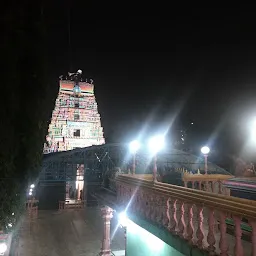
[44,70,105,153]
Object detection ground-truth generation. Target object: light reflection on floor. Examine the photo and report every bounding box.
[16,207,125,256]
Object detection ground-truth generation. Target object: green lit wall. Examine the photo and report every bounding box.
[126,221,185,256]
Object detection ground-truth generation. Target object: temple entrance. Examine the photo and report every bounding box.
[64,164,85,208]
[65,164,84,200]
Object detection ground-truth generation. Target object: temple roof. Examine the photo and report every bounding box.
[43,143,231,175]
[136,148,231,175]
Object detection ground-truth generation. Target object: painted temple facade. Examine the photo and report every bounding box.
[44,71,105,153]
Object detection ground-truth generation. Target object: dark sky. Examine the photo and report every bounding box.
[45,6,256,163]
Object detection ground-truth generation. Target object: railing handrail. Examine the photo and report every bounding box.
[182,174,234,181]
[116,175,256,219]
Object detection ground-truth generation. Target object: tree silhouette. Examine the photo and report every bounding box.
[1,2,57,230]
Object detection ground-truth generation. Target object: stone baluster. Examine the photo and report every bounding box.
[196,205,204,249]
[234,216,244,256]
[184,181,188,188]
[211,181,215,193]
[219,211,229,256]
[143,193,149,219]
[168,199,178,233]
[207,208,216,255]
[177,201,186,238]
[125,186,128,201]
[146,193,151,219]
[207,181,213,193]
[130,189,136,213]
[208,182,211,192]
[218,181,223,194]
[186,203,194,243]
[155,195,162,225]
[198,181,202,190]
[205,181,209,192]
[142,193,148,217]
[250,220,256,256]
[210,182,214,193]
[100,206,114,256]
[192,181,195,189]
[226,188,231,196]
[162,197,169,228]
[150,194,157,222]
[125,186,128,202]
[141,192,147,217]
[138,191,143,215]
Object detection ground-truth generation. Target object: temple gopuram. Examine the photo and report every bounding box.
[44,70,105,153]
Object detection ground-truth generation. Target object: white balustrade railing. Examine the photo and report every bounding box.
[183,174,233,195]
[116,175,256,256]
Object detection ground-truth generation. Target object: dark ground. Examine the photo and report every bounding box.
[15,207,125,256]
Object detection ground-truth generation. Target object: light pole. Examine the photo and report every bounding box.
[118,211,128,256]
[148,135,165,183]
[129,140,141,175]
[201,146,210,175]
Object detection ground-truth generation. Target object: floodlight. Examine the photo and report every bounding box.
[201,146,210,155]
[148,135,165,153]
[129,140,141,153]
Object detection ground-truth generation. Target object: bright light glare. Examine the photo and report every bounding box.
[0,243,7,254]
[148,135,165,154]
[129,221,164,252]
[30,184,35,189]
[201,146,210,155]
[252,118,256,141]
[118,211,128,227]
[145,232,164,251]
[129,140,141,153]
[29,192,32,196]
[8,223,12,227]
[127,221,137,234]
[29,188,33,192]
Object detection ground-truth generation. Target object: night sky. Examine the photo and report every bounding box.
[45,6,256,166]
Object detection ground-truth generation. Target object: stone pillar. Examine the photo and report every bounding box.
[100,206,114,256]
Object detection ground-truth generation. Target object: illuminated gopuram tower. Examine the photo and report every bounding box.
[44,70,105,153]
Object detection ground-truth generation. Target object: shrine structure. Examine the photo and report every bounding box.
[44,70,105,153]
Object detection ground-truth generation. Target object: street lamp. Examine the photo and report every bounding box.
[30,184,35,189]
[148,135,165,183]
[129,140,141,175]
[118,211,128,256]
[201,146,210,174]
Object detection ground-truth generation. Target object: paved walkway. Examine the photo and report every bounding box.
[15,207,125,256]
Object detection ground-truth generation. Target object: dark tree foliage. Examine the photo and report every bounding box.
[1,2,57,230]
